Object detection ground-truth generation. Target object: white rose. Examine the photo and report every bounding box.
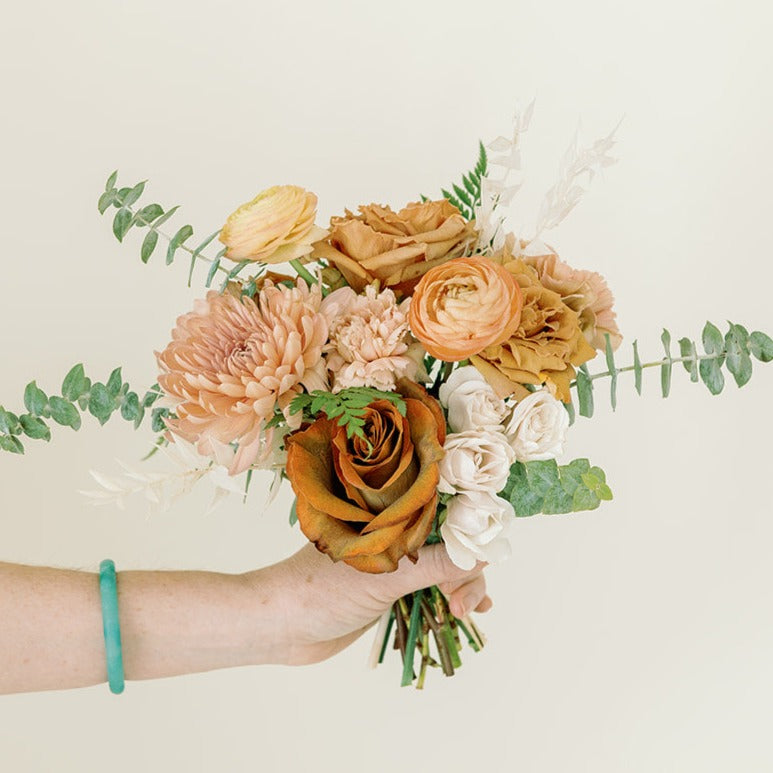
[504,389,570,462]
[438,365,508,432]
[438,429,515,495]
[440,491,515,570]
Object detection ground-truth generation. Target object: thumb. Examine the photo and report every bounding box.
[385,543,486,599]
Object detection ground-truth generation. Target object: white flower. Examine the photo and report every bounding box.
[504,389,570,462]
[438,429,515,495]
[441,491,515,570]
[438,365,508,433]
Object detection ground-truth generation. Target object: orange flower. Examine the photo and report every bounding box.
[219,185,328,264]
[285,380,445,573]
[311,200,476,295]
[408,255,523,361]
[471,253,596,402]
[156,280,329,475]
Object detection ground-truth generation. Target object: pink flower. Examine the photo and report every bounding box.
[157,281,329,475]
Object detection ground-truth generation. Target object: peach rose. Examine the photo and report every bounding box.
[408,255,523,361]
[471,253,596,402]
[285,380,445,573]
[219,185,328,264]
[311,200,476,295]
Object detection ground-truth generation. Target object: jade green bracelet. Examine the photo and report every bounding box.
[99,559,125,694]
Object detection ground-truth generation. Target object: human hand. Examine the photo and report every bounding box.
[247,543,492,666]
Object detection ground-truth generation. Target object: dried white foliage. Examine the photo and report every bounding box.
[532,122,620,239]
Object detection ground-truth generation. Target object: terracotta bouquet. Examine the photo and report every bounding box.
[2,106,772,687]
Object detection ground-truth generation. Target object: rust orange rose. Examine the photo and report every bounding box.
[311,200,476,295]
[408,255,523,361]
[471,252,597,402]
[285,381,445,573]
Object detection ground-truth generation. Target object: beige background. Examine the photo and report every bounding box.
[1,1,772,771]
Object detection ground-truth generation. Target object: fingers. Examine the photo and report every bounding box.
[445,574,492,618]
[385,543,487,600]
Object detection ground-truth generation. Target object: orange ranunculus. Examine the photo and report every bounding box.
[311,200,476,296]
[284,381,445,573]
[408,255,523,361]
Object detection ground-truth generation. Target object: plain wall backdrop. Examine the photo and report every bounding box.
[1,1,772,771]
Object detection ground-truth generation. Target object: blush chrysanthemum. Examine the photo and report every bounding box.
[156,280,330,475]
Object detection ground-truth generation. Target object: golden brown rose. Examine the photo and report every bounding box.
[311,200,476,296]
[471,252,597,402]
[285,380,445,573]
[409,255,523,361]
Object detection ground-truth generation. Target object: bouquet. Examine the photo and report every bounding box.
[2,106,772,688]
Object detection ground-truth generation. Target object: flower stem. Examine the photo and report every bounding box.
[581,351,724,384]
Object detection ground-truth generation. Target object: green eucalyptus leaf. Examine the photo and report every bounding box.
[105,170,118,191]
[24,381,48,417]
[88,383,114,424]
[48,396,81,429]
[166,225,194,265]
[576,365,594,418]
[150,205,180,228]
[523,459,560,498]
[604,333,618,411]
[20,414,51,441]
[120,392,141,422]
[98,190,115,215]
[205,255,222,287]
[572,485,600,511]
[137,203,163,225]
[0,408,21,435]
[633,339,643,395]
[122,181,146,207]
[699,357,725,395]
[0,435,24,454]
[702,321,725,364]
[289,498,298,526]
[661,328,673,398]
[724,324,753,387]
[106,368,123,399]
[61,364,88,401]
[678,337,699,382]
[112,208,133,242]
[141,230,159,263]
[750,331,773,363]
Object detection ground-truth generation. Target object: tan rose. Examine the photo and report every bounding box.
[471,251,597,402]
[311,200,476,295]
[219,185,328,264]
[284,380,446,574]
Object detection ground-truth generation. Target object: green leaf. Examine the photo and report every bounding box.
[559,458,591,495]
[541,484,574,514]
[24,381,48,416]
[576,365,594,418]
[572,485,600,511]
[105,170,118,191]
[106,367,123,399]
[88,383,114,425]
[661,328,673,398]
[699,357,724,395]
[678,337,699,382]
[141,230,159,263]
[98,190,115,214]
[122,181,146,207]
[187,229,222,287]
[48,396,81,429]
[702,321,725,363]
[112,208,133,242]
[0,435,24,454]
[604,333,618,411]
[523,459,560,498]
[61,364,88,401]
[750,331,773,362]
[0,408,21,435]
[289,498,298,526]
[120,392,141,422]
[725,323,753,387]
[205,253,223,287]
[151,407,171,433]
[137,203,163,224]
[166,225,194,265]
[19,414,51,441]
[150,205,180,228]
[633,339,643,395]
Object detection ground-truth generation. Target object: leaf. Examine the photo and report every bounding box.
[633,339,643,395]
[98,190,115,214]
[106,367,123,399]
[137,203,163,225]
[122,181,146,207]
[575,365,594,418]
[120,392,141,422]
[0,408,21,435]
[104,170,118,191]
[559,458,591,495]
[150,205,180,229]
[0,435,24,454]
[289,498,298,526]
[702,321,725,361]
[523,459,560,498]
[166,225,193,265]
[604,333,618,411]
[572,485,600,511]
[48,396,81,429]
[88,383,114,425]
[112,208,133,242]
[541,484,574,514]
[661,328,673,398]
[24,381,48,416]
[678,337,699,382]
[141,230,159,263]
[750,331,773,363]
[699,357,725,395]
[205,255,222,288]
[725,323,753,388]
[19,414,51,441]
[188,229,222,286]
[61,364,88,401]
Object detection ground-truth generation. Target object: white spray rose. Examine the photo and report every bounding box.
[438,365,508,432]
[438,429,515,495]
[504,389,570,462]
[441,491,515,570]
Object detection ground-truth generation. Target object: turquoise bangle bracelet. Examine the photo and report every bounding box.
[99,559,125,694]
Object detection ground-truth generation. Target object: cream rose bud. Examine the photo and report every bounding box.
[438,365,508,432]
[441,491,515,570]
[437,429,516,495]
[504,389,570,462]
